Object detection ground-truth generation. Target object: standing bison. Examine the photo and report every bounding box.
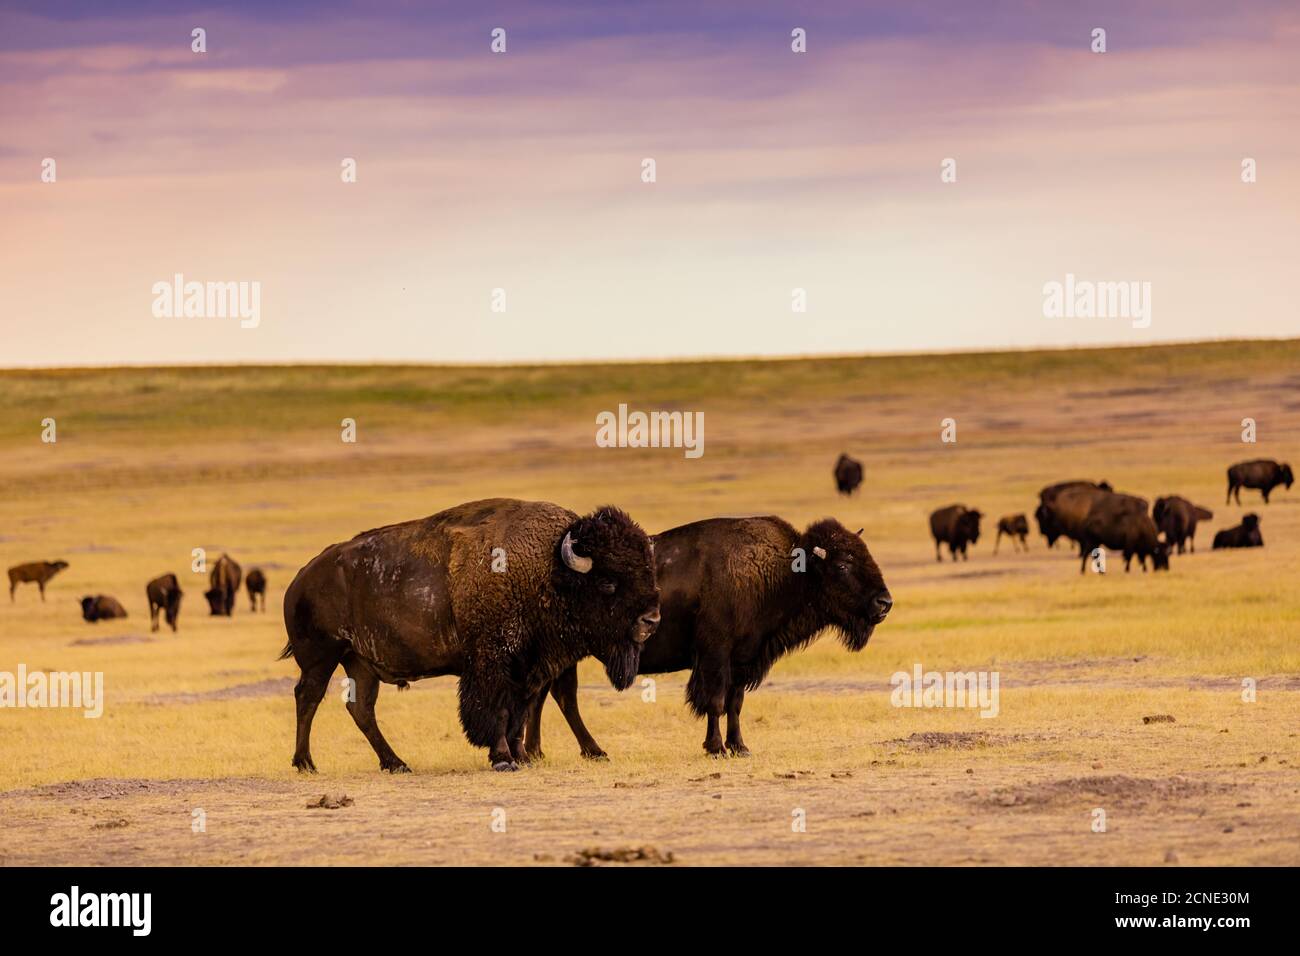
[930,505,982,561]
[1035,480,1111,550]
[205,554,242,616]
[525,516,891,759]
[833,454,864,496]
[994,514,1029,553]
[1213,514,1263,549]
[8,560,69,602]
[1152,496,1213,554]
[246,568,267,612]
[280,498,659,773]
[1226,460,1293,505]
[146,573,184,633]
[80,595,127,622]
[1079,493,1168,573]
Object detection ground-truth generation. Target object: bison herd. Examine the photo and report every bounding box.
[920,457,1289,574]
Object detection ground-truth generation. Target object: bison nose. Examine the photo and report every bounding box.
[637,608,660,639]
[872,591,893,620]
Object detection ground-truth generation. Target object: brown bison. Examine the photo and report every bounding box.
[930,505,982,561]
[246,568,267,612]
[1079,493,1168,573]
[146,573,184,633]
[1153,496,1214,554]
[1213,514,1263,549]
[994,514,1029,553]
[205,554,242,616]
[80,594,127,622]
[1035,480,1111,549]
[279,498,659,773]
[1226,459,1293,505]
[833,454,864,496]
[8,560,69,602]
[524,515,891,760]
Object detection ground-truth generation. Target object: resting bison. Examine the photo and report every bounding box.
[1213,514,1263,549]
[1079,493,1168,573]
[1153,496,1214,554]
[280,498,659,773]
[525,516,891,759]
[80,595,127,622]
[246,568,267,612]
[1035,480,1111,549]
[833,454,864,496]
[930,505,982,561]
[146,573,183,633]
[205,553,242,616]
[994,514,1029,553]
[1226,460,1293,505]
[8,560,69,602]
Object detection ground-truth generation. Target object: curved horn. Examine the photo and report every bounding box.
[855,528,864,536]
[561,532,592,573]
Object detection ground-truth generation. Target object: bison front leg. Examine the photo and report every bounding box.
[725,685,750,756]
[341,653,411,773]
[993,530,1002,555]
[687,656,731,757]
[149,602,160,633]
[520,684,548,761]
[547,664,608,759]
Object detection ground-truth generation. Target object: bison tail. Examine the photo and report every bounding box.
[276,638,295,661]
[1194,506,1214,521]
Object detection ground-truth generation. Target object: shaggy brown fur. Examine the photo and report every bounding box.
[146,573,183,633]
[8,560,69,602]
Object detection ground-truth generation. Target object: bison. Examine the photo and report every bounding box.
[205,553,242,616]
[833,454,864,496]
[1152,496,1214,554]
[1213,514,1263,549]
[246,568,267,612]
[1035,480,1112,549]
[994,514,1029,553]
[279,498,659,773]
[8,560,69,602]
[80,595,127,622]
[1078,493,1168,573]
[930,505,982,561]
[146,573,184,633]
[1226,460,1293,505]
[524,515,891,760]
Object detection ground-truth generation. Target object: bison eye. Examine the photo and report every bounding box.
[599,580,616,595]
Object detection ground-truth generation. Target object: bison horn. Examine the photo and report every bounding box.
[561,532,593,573]
[813,546,827,560]
[855,528,864,536]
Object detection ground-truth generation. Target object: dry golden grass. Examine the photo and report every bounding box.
[1,340,1298,864]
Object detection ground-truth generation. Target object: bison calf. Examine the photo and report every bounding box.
[994,514,1029,553]
[246,568,267,612]
[526,516,892,759]
[81,595,127,622]
[930,505,982,561]
[146,573,184,633]
[8,560,69,602]
[1213,514,1263,549]
[833,454,864,496]
[1226,459,1293,505]
[1153,496,1213,554]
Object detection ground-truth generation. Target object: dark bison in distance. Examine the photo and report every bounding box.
[146,573,183,633]
[80,594,127,622]
[994,514,1029,553]
[8,560,69,602]
[1035,480,1111,550]
[205,553,242,616]
[1226,459,1293,505]
[930,505,982,561]
[280,498,660,773]
[1214,514,1263,549]
[246,568,267,612]
[1153,496,1214,554]
[1079,493,1168,573]
[833,454,864,496]
[525,516,892,759]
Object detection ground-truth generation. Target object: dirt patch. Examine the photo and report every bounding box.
[6,777,285,801]
[886,731,1027,751]
[68,633,154,646]
[972,775,1235,810]
[141,677,294,705]
[564,845,675,866]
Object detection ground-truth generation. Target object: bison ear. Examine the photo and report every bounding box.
[812,546,827,560]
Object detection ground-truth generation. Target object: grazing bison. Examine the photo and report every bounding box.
[1153,496,1214,554]
[246,568,267,612]
[1226,460,1293,505]
[280,498,659,773]
[525,516,891,760]
[205,553,242,616]
[8,560,69,602]
[1040,483,1129,556]
[1078,493,1168,573]
[994,514,1029,553]
[833,454,864,496]
[1035,480,1112,549]
[145,573,183,633]
[930,505,982,561]
[1213,514,1263,549]
[80,595,127,622]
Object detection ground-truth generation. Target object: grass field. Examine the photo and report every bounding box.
[2,340,1299,865]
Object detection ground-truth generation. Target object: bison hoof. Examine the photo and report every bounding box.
[383,762,411,774]
[727,745,752,757]
[581,750,609,761]
[293,758,317,774]
[491,760,520,772]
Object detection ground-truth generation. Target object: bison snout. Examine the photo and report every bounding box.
[635,608,661,642]
[871,590,893,622]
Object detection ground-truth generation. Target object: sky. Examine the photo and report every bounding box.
[1,1,1297,367]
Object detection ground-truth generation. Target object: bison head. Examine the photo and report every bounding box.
[80,596,97,621]
[1281,464,1294,489]
[804,519,892,651]
[1242,513,1260,529]
[204,588,225,615]
[1152,540,1171,571]
[52,560,70,571]
[958,509,983,544]
[1034,503,1061,546]
[1152,497,1169,524]
[555,506,659,691]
